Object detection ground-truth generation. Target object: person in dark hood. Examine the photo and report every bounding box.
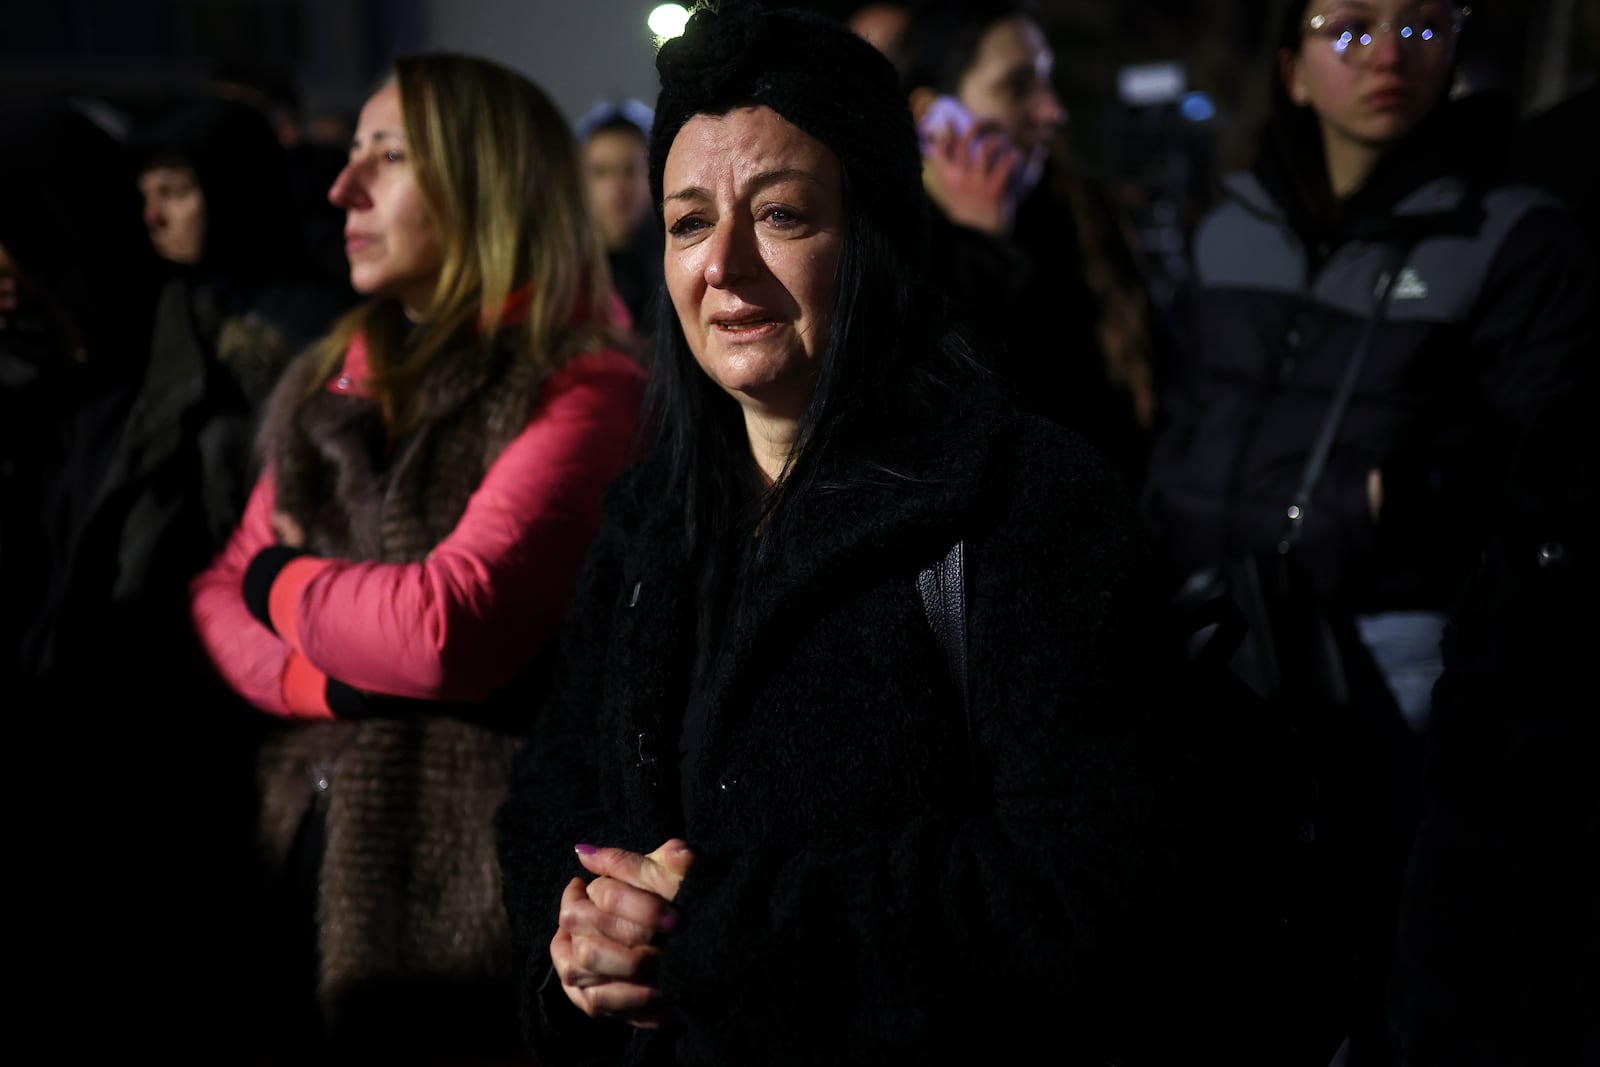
[1141,2,1598,1064]
[1,95,260,1059]
[132,94,352,409]
[0,97,161,690]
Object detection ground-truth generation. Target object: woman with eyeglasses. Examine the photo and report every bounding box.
[1143,1,1597,1064]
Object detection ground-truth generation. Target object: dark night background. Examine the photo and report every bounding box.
[2,0,1594,307]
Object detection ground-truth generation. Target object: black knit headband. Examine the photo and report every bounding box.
[648,0,928,254]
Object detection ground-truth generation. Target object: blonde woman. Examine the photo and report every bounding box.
[189,53,646,1063]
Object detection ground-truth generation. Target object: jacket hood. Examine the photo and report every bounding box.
[130,95,299,282]
[0,98,160,388]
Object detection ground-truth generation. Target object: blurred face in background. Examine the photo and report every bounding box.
[0,241,18,330]
[662,106,843,424]
[848,3,910,59]
[138,159,205,265]
[956,15,1065,161]
[1284,0,1462,151]
[583,125,652,251]
[327,80,444,319]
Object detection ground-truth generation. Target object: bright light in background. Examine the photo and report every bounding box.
[649,4,691,42]
[1116,62,1186,107]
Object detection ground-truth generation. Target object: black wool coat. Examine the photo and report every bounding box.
[497,402,1211,1066]
[1392,379,1600,1066]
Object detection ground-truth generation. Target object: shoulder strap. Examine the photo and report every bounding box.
[918,540,975,797]
[1279,248,1411,551]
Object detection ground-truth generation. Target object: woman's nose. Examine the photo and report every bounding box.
[1369,29,1406,69]
[704,219,757,288]
[327,162,369,210]
[1033,86,1067,132]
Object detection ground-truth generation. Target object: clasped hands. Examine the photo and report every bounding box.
[553,838,695,1029]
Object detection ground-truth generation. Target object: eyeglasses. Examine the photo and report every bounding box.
[1306,4,1468,63]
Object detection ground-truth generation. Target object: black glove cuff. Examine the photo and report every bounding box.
[243,545,309,632]
[325,676,374,718]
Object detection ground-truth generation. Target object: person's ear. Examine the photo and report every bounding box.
[1280,47,1311,106]
[908,86,938,122]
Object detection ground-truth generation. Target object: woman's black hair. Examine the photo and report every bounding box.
[643,0,993,561]
[645,156,988,559]
[894,0,1039,96]
[1255,0,1345,240]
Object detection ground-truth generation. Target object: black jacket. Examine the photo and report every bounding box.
[1392,371,1600,1066]
[1144,93,1597,612]
[496,401,1232,1065]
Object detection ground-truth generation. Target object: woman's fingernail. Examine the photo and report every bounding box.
[659,912,678,932]
[574,843,598,855]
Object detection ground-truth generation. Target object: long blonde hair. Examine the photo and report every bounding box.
[310,53,621,432]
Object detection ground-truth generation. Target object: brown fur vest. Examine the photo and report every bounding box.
[250,330,549,1060]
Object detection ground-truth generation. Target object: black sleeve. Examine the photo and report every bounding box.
[1374,203,1597,569]
[241,544,308,631]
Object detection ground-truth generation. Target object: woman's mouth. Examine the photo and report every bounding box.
[713,316,782,340]
[1364,88,1408,110]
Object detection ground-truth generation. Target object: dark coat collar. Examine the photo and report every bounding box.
[616,395,1011,595]
[595,395,1014,827]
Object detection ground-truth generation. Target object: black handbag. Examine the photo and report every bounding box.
[1175,549,1349,713]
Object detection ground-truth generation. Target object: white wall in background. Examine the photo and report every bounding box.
[420,0,662,125]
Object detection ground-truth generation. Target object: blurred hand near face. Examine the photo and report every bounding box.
[921,117,1025,236]
[552,838,695,1029]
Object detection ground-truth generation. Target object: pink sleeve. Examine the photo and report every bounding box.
[282,350,645,702]
[188,475,302,715]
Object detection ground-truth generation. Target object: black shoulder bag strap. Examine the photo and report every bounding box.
[1278,247,1412,552]
[917,540,976,798]
[1208,245,1417,706]
[1191,249,1414,664]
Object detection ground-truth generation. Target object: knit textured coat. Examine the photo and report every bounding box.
[496,402,1211,1066]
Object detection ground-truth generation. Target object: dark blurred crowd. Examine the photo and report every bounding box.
[3,1,1594,1065]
